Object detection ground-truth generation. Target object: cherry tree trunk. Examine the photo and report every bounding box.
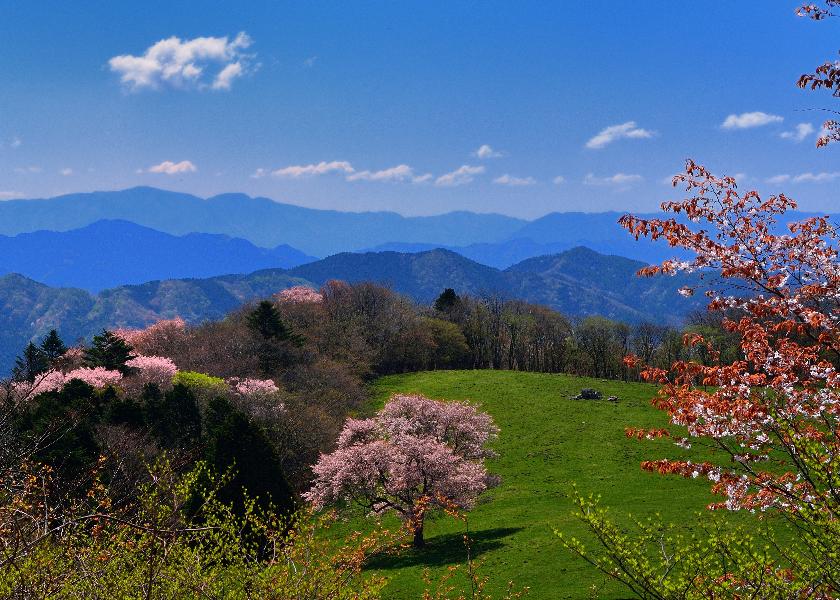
[411,515,425,548]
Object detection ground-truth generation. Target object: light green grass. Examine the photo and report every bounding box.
[347,370,746,599]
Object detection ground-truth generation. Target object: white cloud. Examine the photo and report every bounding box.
[585,121,655,149]
[14,166,42,174]
[780,122,815,142]
[147,160,197,174]
[251,168,269,179]
[765,172,840,184]
[212,61,243,90]
[0,191,24,200]
[303,56,318,68]
[435,165,485,187]
[766,174,790,185]
[721,111,783,130]
[552,175,566,185]
[272,161,354,178]
[109,32,253,92]
[473,144,503,159]
[792,171,840,183]
[347,164,430,183]
[10,136,21,148]
[583,173,644,189]
[60,167,74,176]
[493,174,536,186]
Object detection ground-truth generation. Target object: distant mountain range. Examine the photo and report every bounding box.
[0,247,706,375]
[0,220,315,292]
[2,188,833,265]
[0,188,525,257]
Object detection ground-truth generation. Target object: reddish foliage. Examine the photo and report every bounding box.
[620,161,840,513]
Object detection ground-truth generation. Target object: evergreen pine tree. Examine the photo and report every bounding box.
[40,329,68,363]
[84,330,136,375]
[12,342,49,382]
[247,300,295,340]
[246,300,303,375]
[204,396,295,515]
[434,288,461,313]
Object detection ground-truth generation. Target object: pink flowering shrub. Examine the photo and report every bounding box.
[275,286,324,304]
[305,394,499,547]
[123,355,178,396]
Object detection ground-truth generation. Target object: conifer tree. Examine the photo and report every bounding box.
[84,330,136,375]
[39,329,67,363]
[12,342,49,382]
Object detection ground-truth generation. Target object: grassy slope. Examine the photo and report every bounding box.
[360,370,738,599]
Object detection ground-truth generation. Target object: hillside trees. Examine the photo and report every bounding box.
[305,394,499,548]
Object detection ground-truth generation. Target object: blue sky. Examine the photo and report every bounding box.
[0,1,837,218]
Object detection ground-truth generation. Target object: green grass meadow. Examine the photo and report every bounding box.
[346,370,740,599]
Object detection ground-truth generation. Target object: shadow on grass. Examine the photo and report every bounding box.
[369,526,523,570]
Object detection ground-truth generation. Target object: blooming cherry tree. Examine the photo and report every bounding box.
[115,318,187,356]
[123,355,178,396]
[613,160,840,592]
[305,394,499,548]
[275,285,324,304]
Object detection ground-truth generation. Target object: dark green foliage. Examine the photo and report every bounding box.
[143,383,202,448]
[12,342,49,382]
[18,380,101,488]
[40,329,67,362]
[84,329,136,374]
[434,288,461,314]
[106,395,145,428]
[247,300,295,341]
[247,300,303,375]
[203,396,295,515]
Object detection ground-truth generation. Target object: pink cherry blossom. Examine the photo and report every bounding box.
[10,370,67,402]
[123,355,177,396]
[63,367,123,389]
[275,286,324,304]
[115,318,187,355]
[305,394,498,547]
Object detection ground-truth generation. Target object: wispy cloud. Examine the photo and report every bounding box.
[766,174,790,185]
[303,56,318,68]
[765,172,840,184]
[780,123,815,142]
[473,144,504,159]
[347,164,431,183]
[272,161,354,178]
[552,175,566,185]
[146,160,197,174]
[721,111,783,130]
[792,171,840,183]
[14,166,42,174]
[109,32,254,92]
[585,121,655,149]
[583,172,643,189]
[435,165,485,187]
[493,174,536,186]
[0,191,24,200]
[59,167,74,176]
